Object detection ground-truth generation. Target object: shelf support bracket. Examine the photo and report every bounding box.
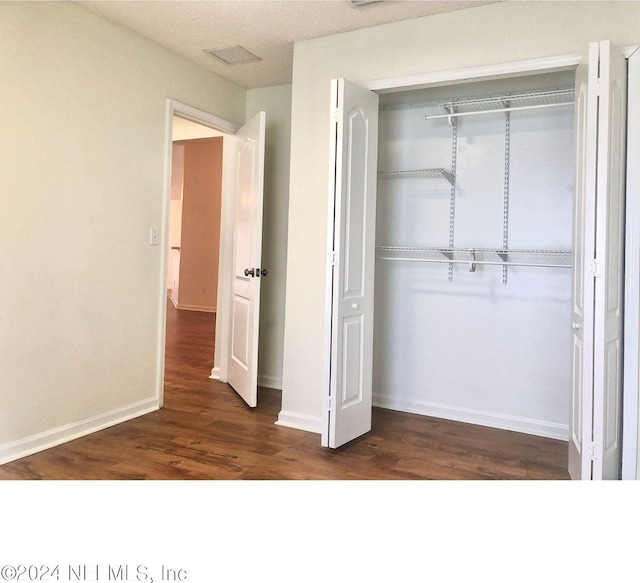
[469,250,477,273]
[439,249,454,261]
[445,105,455,127]
[442,170,455,185]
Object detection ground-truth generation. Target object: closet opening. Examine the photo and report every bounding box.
[371,70,577,444]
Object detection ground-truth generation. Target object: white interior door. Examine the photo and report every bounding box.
[226,112,266,407]
[322,78,379,448]
[569,41,627,480]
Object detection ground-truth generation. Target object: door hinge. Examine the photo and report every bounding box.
[588,442,599,462]
[327,397,333,410]
[329,251,336,266]
[596,78,601,96]
[591,259,603,278]
[331,107,342,124]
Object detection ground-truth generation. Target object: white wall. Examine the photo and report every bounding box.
[0,1,245,461]
[280,1,640,432]
[246,85,292,390]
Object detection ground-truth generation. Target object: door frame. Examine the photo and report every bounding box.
[156,99,240,407]
[325,47,640,471]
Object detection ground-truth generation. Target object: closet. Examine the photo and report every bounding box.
[323,41,627,480]
[372,72,576,440]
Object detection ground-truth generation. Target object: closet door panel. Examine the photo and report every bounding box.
[622,48,640,479]
[323,78,379,448]
[569,50,597,480]
[593,41,626,480]
[570,40,627,480]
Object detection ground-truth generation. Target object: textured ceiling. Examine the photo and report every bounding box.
[77,1,496,88]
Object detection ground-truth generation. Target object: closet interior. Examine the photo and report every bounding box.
[372,71,577,440]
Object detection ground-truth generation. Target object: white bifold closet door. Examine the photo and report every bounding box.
[569,41,627,480]
[322,79,379,448]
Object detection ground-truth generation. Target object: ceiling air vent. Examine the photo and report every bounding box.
[204,45,261,65]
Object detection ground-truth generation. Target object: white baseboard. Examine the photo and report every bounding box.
[0,397,160,465]
[373,393,569,441]
[275,410,322,434]
[176,303,216,313]
[209,367,221,380]
[258,374,282,390]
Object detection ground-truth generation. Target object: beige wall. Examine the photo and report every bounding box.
[280,1,640,427]
[246,85,292,389]
[0,1,245,452]
[177,138,223,311]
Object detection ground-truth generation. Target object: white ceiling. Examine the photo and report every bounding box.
[77,0,496,89]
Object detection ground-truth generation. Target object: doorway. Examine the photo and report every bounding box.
[157,102,238,409]
[168,117,225,314]
[156,100,267,411]
[164,116,225,398]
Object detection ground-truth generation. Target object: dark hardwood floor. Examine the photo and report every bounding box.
[0,300,570,480]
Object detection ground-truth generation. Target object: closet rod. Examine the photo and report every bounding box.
[424,101,573,121]
[375,257,572,269]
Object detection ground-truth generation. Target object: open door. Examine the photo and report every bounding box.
[569,41,627,479]
[322,79,379,448]
[225,112,266,407]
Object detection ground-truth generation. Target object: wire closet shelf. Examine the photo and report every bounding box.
[377,168,455,185]
[375,247,573,269]
[424,88,576,121]
[375,86,576,278]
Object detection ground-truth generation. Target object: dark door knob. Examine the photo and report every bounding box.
[244,267,267,278]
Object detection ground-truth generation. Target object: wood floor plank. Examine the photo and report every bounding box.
[0,301,570,480]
